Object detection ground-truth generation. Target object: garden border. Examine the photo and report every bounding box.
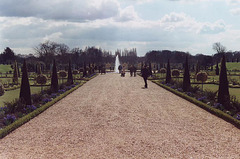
[151,80,240,129]
[0,74,98,139]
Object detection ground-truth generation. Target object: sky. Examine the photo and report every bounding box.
[0,0,240,57]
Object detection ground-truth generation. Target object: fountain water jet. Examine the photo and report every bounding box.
[114,55,120,73]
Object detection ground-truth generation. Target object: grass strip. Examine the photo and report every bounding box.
[151,80,240,129]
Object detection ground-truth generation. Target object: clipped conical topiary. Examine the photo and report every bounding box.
[83,62,87,77]
[217,54,231,109]
[50,59,59,93]
[149,62,152,76]
[19,59,32,106]
[216,62,219,75]
[165,59,171,84]
[195,61,200,75]
[12,60,19,85]
[37,63,42,75]
[183,55,191,92]
[67,60,73,85]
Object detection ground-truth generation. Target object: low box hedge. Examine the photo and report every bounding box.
[151,80,240,129]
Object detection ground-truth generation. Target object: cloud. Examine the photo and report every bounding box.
[0,0,120,21]
[116,6,139,22]
[161,12,187,23]
[230,8,240,15]
[198,20,226,34]
[226,0,240,5]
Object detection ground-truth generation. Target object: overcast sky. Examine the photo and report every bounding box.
[0,0,240,56]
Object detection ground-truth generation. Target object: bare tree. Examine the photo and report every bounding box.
[212,42,226,54]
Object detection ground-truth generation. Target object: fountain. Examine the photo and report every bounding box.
[114,55,120,73]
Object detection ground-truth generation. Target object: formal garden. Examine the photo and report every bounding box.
[148,55,240,127]
[0,59,97,138]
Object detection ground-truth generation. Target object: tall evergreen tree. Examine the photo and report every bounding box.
[149,62,152,76]
[195,61,200,75]
[165,59,171,83]
[217,55,231,109]
[37,63,42,75]
[50,59,58,92]
[19,59,32,106]
[67,60,73,85]
[183,56,191,92]
[216,62,219,75]
[83,62,87,77]
[12,60,19,85]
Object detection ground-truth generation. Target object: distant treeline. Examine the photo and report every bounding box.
[1,41,240,71]
[0,41,140,72]
[145,50,240,70]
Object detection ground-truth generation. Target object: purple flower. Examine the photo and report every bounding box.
[177,88,183,92]
[42,98,52,104]
[165,83,171,87]
[186,92,193,97]
[236,114,240,120]
[213,103,222,108]
[0,106,7,112]
[50,93,58,98]
[66,86,72,90]
[198,96,207,102]
[171,86,176,89]
[4,114,16,125]
[58,89,66,94]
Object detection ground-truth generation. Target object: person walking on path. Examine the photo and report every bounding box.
[118,65,122,74]
[129,65,133,77]
[133,65,137,77]
[141,65,150,88]
[121,66,126,77]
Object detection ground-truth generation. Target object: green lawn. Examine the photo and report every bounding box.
[0,86,49,107]
[225,62,240,71]
[0,65,13,74]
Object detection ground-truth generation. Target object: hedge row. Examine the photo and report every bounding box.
[151,80,240,129]
[0,74,98,139]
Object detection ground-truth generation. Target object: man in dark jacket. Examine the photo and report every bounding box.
[141,65,150,88]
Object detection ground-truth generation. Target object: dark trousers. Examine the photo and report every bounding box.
[143,77,148,88]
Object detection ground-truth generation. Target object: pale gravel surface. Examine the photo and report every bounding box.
[0,73,240,159]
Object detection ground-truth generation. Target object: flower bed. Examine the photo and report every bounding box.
[151,80,240,129]
[0,73,98,138]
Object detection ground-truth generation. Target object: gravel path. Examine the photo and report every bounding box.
[1,73,240,159]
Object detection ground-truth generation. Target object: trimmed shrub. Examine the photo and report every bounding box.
[218,54,231,109]
[216,62,219,75]
[67,61,73,85]
[196,71,208,90]
[182,56,191,92]
[58,70,67,78]
[73,70,79,75]
[0,82,4,96]
[160,68,166,73]
[36,63,42,75]
[36,74,47,85]
[172,69,180,77]
[165,59,171,84]
[50,59,58,93]
[83,62,87,77]
[12,60,19,85]
[149,62,152,76]
[19,59,32,106]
